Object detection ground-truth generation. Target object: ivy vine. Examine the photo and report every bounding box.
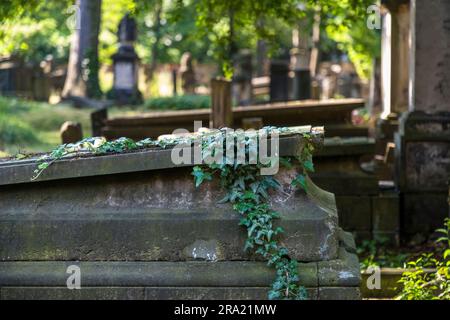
[191,127,315,300]
[30,126,316,300]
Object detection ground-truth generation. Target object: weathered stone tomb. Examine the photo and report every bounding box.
[0,127,360,299]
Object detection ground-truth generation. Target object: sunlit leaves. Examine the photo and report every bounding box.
[396,218,450,300]
[192,165,213,187]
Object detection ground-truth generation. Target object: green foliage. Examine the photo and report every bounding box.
[1,0,380,82]
[174,0,380,78]
[182,0,304,77]
[0,1,73,63]
[396,218,450,300]
[0,97,90,133]
[31,136,154,180]
[317,0,381,79]
[324,17,380,80]
[0,0,41,22]
[85,49,103,98]
[192,166,212,187]
[0,113,39,147]
[133,0,214,66]
[0,97,41,150]
[143,94,210,110]
[192,127,316,299]
[99,0,139,64]
[0,97,92,155]
[357,236,410,269]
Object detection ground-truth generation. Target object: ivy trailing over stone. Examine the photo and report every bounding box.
[31,136,156,180]
[30,126,316,300]
[191,127,315,300]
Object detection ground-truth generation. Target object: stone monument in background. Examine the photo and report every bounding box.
[110,13,142,105]
[179,52,196,94]
[395,0,450,236]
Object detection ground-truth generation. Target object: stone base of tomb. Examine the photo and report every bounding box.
[0,242,360,300]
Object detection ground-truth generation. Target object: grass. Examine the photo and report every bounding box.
[143,94,210,111]
[0,96,92,156]
[0,94,211,157]
[357,236,443,271]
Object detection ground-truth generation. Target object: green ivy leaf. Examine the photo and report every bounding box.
[192,166,212,187]
[38,162,49,170]
[291,174,307,190]
[303,160,314,172]
[280,157,293,169]
[268,290,281,300]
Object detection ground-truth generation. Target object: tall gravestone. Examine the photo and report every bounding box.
[395,0,450,236]
[179,52,196,94]
[110,13,142,105]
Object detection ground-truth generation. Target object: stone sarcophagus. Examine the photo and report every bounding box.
[0,127,360,300]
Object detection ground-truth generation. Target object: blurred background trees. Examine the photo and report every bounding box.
[0,0,380,92]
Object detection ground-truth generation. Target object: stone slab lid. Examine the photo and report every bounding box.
[0,125,324,186]
[104,99,365,126]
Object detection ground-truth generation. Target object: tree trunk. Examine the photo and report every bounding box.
[309,9,321,77]
[145,0,163,94]
[255,18,268,77]
[256,39,268,77]
[62,0,102,99]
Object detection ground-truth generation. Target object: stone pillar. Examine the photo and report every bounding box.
[210,78,232,129]
[381,0,410,118]
[395,0,450,236]
[375,2,410,180]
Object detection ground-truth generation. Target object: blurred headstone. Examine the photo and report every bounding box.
[111,13,142,105]
[180,52,196,94]
[60,121,83,144]
[91,108,108,137]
